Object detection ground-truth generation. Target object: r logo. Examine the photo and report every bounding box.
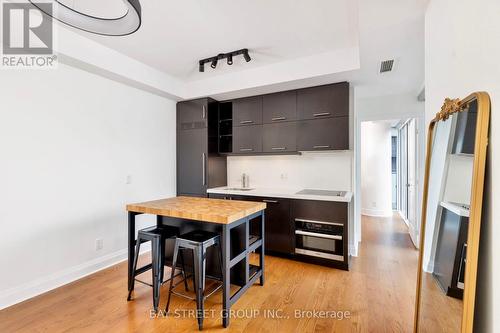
[2,2,53,54]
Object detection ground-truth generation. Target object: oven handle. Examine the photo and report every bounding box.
[295,230,342,240]
[295,218,344,227]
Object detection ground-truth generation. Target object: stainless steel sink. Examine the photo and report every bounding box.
[224,187,254,191]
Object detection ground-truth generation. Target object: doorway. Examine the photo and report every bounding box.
[359,118,419,245]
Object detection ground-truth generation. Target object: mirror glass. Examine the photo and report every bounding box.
[417,100,478,331]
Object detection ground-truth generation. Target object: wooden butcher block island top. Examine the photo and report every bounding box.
[126,196,266,224]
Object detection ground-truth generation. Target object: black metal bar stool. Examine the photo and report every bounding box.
[127,225,188,312]
[166,230,223,330]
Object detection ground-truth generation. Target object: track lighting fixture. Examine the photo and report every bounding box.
[211,58,218,69]
[243,50,251,62]
[198,48,251,72]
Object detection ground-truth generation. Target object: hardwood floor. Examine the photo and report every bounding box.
[0,214,418,332]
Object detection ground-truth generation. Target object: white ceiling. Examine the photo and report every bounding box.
[63,0,426,100]
[74,0,358,81]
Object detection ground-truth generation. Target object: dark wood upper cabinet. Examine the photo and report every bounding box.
[297,117,349,151]
[263,90,297,123]
[177,98,209,130]
[233,96,263,126]
[297,82,349,120]
[232,124,263,153]
[263,122,297,153]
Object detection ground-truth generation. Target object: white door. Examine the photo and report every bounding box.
[407,119,417,234]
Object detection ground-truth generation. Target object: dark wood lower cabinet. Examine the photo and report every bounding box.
[208,193,349,270]
[230,195,293,255]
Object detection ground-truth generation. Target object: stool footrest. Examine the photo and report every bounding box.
[171,282,222,301]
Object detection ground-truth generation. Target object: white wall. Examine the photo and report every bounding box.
[226,152,352,190]
[0,64,177,309]
[360,121,393,217]
[425,0,500,331]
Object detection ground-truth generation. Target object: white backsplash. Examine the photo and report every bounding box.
[227,151,353,190]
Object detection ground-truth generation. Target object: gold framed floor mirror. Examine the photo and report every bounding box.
[414,92,490,332]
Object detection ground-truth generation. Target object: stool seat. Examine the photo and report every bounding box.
[179,230,220,243]
[140,225,177,237]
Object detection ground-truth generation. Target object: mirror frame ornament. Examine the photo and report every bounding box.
[414,92,490,333]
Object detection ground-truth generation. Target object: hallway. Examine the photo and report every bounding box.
[0,215,418,333]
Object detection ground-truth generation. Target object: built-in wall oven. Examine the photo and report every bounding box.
[295,218,344,261]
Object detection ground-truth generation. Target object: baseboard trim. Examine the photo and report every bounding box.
[424,259,435,273]
[408,224,419,249]
[361,208,392,217]
[0,245,150,310]
[349,243,359,257]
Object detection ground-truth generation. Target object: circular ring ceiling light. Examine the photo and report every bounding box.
[29,0,142,36]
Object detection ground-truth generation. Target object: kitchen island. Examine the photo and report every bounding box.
[126,196,266,328]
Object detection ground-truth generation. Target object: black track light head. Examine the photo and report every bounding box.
[199,49,250,72]
[210,58,218,69]
[243,50,251,62]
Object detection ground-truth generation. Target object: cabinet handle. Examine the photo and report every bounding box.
[202,106,206,119]
[271,147,286,150]
[240,120,254,124]
[313,145,331,149]
[262,199,278,203]
[313,112,331,117]
[202,153,206,185]
[240,148,253,152]
[271,116,286,121]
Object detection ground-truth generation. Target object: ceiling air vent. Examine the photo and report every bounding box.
[380,59,394,73]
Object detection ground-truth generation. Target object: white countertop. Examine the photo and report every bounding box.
[440,201,470,217]
[207,187,353,203]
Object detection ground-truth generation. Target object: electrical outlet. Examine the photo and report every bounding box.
[95,238,104,251]
[126,175,132,185]
[280,173,288,180]
[372,201,377,208]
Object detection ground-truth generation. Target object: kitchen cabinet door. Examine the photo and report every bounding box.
[232,124,263,153]
[262,122,297,153]
[297,82,349,120]
[297,117,349,151]
[231,195,293,254]
[261,197,293,254]
[177,99,208,130]
[177,128,207,196]
[263,90,297,123]
[233,96,263,126]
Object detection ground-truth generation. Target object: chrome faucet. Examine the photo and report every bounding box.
[241,173,249,188]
